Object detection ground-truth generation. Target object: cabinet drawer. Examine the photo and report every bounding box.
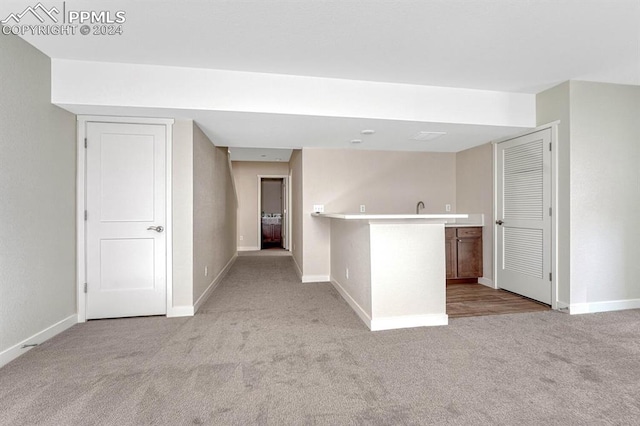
[445,228,456,239]
[457,227,482,238]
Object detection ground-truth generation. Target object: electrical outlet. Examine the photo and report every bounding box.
[445,204,451,212]
[239,235,244,241]
[360,205,366,213]
[204,266,208,277]
[345,267,349,279]
[313,204,325,213]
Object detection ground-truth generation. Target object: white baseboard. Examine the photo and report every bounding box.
[193,255,237,314]
[568,298,640,315]
[331,278,448,331]
[302,274,330,283]
[167,305,195,318]
[370,314,448,331]
[237,246,260,252]
[478,277,495,288]
[0,314,77,368]
[331,278,372,329]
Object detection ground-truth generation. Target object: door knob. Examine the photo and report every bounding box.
[147,226,164,233]
[495,220,504,225]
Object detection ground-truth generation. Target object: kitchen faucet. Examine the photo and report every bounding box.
[416,201,425,214]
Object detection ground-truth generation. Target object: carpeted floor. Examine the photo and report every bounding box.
[1,256,639,425]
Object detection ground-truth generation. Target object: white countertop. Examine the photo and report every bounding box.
[312,213,468,220]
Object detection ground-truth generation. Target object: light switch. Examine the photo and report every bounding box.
[313,204,325,213]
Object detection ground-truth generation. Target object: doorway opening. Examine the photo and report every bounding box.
[258,176,290,251]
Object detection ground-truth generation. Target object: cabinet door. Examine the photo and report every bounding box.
[456,235,483,278]
[445,228,457,279]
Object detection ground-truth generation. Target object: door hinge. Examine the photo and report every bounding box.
[549,207,552,216]
[549,142,552,151]
[549,273,552,281]
[84,138,87,148]
[84,283,88,293]
[84,210,87,221]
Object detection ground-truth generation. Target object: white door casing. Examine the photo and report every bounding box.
[281,178,288,249]
[495,128,553,305]
[256,175,290,251]
[77,117,174,321]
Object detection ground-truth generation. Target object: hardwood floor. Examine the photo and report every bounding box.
[447,283,550,318]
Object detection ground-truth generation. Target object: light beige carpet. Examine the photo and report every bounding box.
[1,256,639,425]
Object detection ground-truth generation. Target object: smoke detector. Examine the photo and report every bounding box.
[410,131,446,141]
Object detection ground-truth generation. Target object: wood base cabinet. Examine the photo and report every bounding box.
[445,227,483,283]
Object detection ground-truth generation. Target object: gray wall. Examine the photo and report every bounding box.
[537,82,571,305]
[289,150,304,275]
[232,161,289,250]
[569,81,640,305]
[456,143,494,282]
[0,34,76,353]
[301,148,456,279]
[537,81,640,308]
[193,124,237,303]
[261,180,283,215]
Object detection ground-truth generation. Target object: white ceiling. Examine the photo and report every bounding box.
[4,0,639,158]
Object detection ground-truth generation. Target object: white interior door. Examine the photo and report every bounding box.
[496,128,552,304]
[85,122,167,319]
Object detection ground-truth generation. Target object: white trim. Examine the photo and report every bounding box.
[478,277,495,288]
[193,255,237,313]
[331,278,372,329]
[0,314,77,368]
[237,246,261,252]
[76,120,87,322]
[492,121,559,309]
[568,299,640,315]
[303,274,330,283]
[287,169,293,250]
[76,116,174,322]
[167,306,194,318]
[164,121,174,319]
[556,301,570,312]
[490,121,560,145]
[331,278,448,331]
[550,123,559,310]
[370,314,448,331]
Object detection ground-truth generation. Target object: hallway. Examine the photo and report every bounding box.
[1,256,639,425]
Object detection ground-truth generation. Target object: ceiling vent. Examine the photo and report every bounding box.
[410,131,446,141]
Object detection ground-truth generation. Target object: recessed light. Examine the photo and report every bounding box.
[260,154,267,157]
[410,131,446,141]
[350,139,363,144]
[275,158,281,161]
[361,129,375,135]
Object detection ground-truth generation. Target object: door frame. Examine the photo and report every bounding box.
[492,121,559,310]
[257,174,291,250]
[76,116,174,323]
